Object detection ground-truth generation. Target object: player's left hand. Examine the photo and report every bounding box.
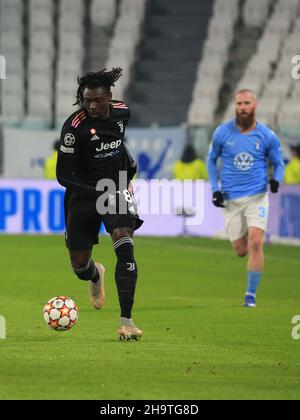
[269,179,280,193]
[128,181,134,195]
[212,191,225,208]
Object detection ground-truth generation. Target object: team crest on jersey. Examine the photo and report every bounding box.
[64,133,76,146]
[234,153,254,171]
[90,128,100,141]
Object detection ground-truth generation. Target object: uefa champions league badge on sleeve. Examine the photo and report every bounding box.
[64,133,76,146]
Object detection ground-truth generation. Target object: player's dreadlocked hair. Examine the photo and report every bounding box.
[74,67,123,106]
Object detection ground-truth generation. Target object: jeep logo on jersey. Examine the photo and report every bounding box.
[96,139,122,153]
[234,153,254,171]
[64,133,76,146]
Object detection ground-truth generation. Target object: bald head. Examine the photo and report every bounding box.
[234,89,257,103]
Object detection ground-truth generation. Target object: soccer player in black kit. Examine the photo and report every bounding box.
[56,68,143,340]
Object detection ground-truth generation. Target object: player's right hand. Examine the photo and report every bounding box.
[269,179,280,193]
[212,191,225,208]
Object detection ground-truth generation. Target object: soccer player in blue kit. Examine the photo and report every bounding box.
[207,89,285,307]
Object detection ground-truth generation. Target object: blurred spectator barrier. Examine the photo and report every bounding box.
[0,180,299,245]
[2,127,186,179]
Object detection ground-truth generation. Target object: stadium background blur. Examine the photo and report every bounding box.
[0,0,300,242]
[1,0,300,402]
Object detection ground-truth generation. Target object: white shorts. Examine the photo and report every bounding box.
[223,193,269,242]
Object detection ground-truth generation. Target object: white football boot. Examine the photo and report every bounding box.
[118,317,143,341]
[89,263,105,309]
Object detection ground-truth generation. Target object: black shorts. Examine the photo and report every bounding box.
[64,190,144,251]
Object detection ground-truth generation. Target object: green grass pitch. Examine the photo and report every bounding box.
[0,235,300,400]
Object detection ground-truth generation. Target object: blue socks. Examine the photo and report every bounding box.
[247,271,262,296]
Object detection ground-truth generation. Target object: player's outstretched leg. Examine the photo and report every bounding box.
[112,227,143,341]
[70,250,105,310]
[90,263,105,310]
[244,227,265,308]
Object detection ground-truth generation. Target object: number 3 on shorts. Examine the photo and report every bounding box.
[259,206,266,218]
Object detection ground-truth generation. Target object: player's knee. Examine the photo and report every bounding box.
[112,227,133,244]
[70,251,91,270]
[233,243,248,258]
[72,259,99,282]
[249,237,263,253]
[236,249,248,258]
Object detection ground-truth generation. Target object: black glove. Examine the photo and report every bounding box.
[212,191,225,208]
[269,179,280,193]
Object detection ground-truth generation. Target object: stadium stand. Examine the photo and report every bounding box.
[0,0,24,125]
[106,0,147,102]
[125,0,214,126]
[222,0,300,128]
[24,0,55,128]
[0,0,300,131]
[55,0,85,127]
[87,0,117,72]
[0,0,128,128]
[243,0,274,28]
[91,0,116,28]
[188,0,240,126]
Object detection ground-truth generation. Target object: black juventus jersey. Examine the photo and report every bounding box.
[56,100,136,198]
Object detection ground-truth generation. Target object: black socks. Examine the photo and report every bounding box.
[114,237,137,319]
[73,259,100,283]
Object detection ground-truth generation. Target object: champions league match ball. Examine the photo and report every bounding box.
[43,296,79,331]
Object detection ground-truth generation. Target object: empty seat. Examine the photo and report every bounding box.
[91,0,117,27]
[105,0,146,100]
[57,55,82,78]
[4,55,24,75]
[188,103,215,126]
[0,32,23,50]
[29,32,55,54]
[28,93,52,116]
[59,0,84,16]
[28,74,53,95]
[243,0,272,28]
[1,95,24,122]
[28,55,53,73]
[58,14,84,34]
[30,12,54,32]
[1,74,24,94]
[29,0,53,11]
[278,103,300,127]
[263,79,292,99]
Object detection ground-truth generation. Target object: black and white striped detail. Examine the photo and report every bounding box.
[60,145,75,154]
[73,259,92,274]
[113,237,134,251]
[72,259,99,279]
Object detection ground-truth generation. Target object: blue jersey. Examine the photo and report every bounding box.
[207,119,285,200]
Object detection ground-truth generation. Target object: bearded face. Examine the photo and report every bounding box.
[236,108,256,130]
[235,92,257,130]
